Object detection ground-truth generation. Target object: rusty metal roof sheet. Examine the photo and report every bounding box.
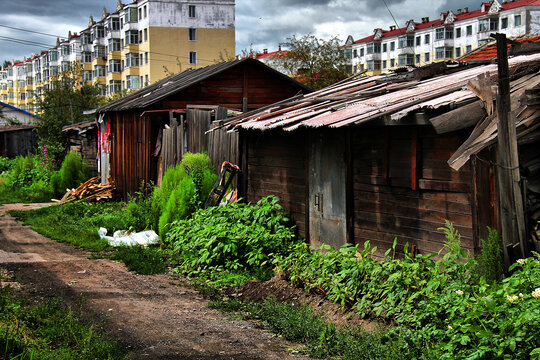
[97,58,310,113]
[218,53,540,132]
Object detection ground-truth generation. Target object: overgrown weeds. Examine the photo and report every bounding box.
[0,285,128,359]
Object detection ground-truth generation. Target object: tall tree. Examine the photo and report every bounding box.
[35,65,105,161]
[272,34,349,90]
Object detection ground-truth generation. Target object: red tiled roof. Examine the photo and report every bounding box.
[459,34,540,61]
[351,0,540,45]
[256,49,289,59]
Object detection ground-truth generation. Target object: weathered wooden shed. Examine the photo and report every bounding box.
[0,125,37,158]
[96,59,311,198]
[218,53,540,257]
[62,121,99,175]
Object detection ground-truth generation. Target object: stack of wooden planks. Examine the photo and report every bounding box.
[56,177,115,203]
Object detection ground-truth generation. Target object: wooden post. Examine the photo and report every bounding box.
[492,33,528,266]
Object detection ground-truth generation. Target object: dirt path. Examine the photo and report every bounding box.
[0,204,308,360]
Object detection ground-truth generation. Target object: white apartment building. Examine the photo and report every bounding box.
[343,0,540,76]
[0,0,235,114]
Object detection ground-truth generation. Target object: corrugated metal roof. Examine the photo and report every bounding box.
[97,58,310,113]
[218,53,540,132]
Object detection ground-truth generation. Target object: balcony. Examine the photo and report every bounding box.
[396,47,415,55]
[365,52,382,61]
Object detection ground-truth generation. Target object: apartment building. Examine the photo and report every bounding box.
[0,0,235,114]
[343,0,540,76]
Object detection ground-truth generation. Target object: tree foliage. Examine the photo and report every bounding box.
[273,34,349,90]
[35,65,105,161]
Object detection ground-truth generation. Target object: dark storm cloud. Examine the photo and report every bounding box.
[1,0,117,18]
[436,0,480,13]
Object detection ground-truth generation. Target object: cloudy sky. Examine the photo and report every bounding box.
[0,0,480,63]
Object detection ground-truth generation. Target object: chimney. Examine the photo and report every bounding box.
[263,49,268,54]
[390,25,396,31]
[278,45,281,51]
[457,8,462,14]
[464,7,468,12]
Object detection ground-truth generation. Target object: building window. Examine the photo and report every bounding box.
[125,30,139,45]
[110,17,120,31]
[93,45,105,59]
[382,43,387,52]
[189,51,197,65]
[126,75,139,90]
[109,80,121,94]
[415,54,420,64]
[478,39,490,46]
[144,28,148,41]
[455,47,461,57]
[145,74,149,86]
[501,17,508,29]
[366,42,381,54]
[424,52,430,62]
[189,28,197,41]
[143,5,147,18]
[479,18,498,32]
[436,46,453,59]
[94,65,106,77]
[126,53,140,68]
[353,49,357,58]
[139,30,143,43]
[61,45,70,56]
[455,28,461,38]
[466,25,473,36]
[82,70,93,83]
[189,5,196,18]
[390,58,395,67]
[366,60,381,70]
[82,52,92,63]
[398,54,414,66]
[390,42,395,51]
[398,35,414,48]
[61,61,70,72]
[109,59,121,73]
[126,7,138,23]
[382,60,387,69]
[145,52,149,64]
[139,8,142,20]
[466,45,472,53]
[81,32,91,45]
[360,48,364,57]
[415,36,421,46]
[515,15,521,26]
[108,39,121,52]
[424,34,430,44]
[436,27,453,40]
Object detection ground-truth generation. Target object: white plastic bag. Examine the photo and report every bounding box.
[98,227,160,247]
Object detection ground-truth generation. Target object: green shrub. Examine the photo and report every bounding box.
[276,223,540,359]
[181,152,217,205]
[125,182,155,231]
[166,196,296,285]
[158,176,196,237]
[50,151,91,196]
[0,156,14,173]
[474,227,505,283]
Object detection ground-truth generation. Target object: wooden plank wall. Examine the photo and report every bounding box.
[2,129,37,158]
[186,110,212,154]
[246,130,307,237]
[110,112,152,199]
[161,62,308,111]
[67,129,98,176]
[351,126,476,256]
[207,127,239,174]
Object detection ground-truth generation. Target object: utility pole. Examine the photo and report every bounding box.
[491,33,528,266]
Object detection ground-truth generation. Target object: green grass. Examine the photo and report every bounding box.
[9,202,168,275]
[0,286,128,360]
[209,296,420,359]
[112,246,167,275]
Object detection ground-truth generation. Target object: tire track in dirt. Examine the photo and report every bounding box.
[0,204,308,360]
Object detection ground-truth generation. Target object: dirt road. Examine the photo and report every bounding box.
[0,204,307,360]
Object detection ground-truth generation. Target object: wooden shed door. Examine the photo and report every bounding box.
[309,132,348,249]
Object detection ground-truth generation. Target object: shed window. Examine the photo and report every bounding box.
[189,5,196,18]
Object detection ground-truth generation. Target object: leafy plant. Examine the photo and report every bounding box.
[50,151,91,196]
[474,227,505,283]
[166,196,296,286]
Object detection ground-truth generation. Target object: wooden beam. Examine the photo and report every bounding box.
[492,33,528,266]
[429,101,487,134]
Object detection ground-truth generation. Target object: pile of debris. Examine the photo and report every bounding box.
[55,177,116,204]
